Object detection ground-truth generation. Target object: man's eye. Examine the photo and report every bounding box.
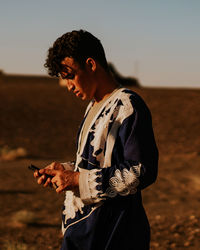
[63,73,75,80]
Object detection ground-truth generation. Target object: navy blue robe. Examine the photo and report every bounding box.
[61,88,158,250]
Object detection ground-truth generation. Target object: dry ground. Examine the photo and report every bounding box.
[0,81,200,249]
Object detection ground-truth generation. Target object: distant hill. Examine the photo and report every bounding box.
[0,70,58,85]
[0,63,140,87]
[108,63,140,87]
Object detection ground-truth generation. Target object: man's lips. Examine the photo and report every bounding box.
[74,90,82,97]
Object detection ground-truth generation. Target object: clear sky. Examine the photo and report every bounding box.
[0,0,200,87]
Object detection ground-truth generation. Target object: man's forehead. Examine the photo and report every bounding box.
[60,60,75,75]
[60,57,84,76]
[61,57,77,69]
[59,58,76,78]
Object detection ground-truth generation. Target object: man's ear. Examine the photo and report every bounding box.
[86,58,96,72]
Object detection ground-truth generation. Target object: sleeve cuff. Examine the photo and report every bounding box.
[61,161,76,171]
[78,168,103,204]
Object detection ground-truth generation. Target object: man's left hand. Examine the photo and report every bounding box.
[39,168,80,193]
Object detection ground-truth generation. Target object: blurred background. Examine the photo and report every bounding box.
[0,1,200,249]
[1,0,200,88]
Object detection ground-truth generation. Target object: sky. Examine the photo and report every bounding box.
[0,0,200,88]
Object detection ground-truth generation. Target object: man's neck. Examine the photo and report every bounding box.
[93,72,120,103]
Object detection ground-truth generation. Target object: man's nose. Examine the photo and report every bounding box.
[65,80,74,91]
[67,83,75,92]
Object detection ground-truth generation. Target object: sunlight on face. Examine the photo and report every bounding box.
[59,57,97,100]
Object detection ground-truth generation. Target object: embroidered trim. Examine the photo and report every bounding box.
[76,88,134,169]
[63,191,84,223]
[62,203,102,235]
[88,169,102,198]
[106,164,141,197]
[79,168,104,204]
[80,156,99,166]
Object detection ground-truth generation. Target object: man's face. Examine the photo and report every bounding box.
[59,57,97,100]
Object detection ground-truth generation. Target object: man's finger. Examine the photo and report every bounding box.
[34,170,40,178]
[43,177,51,187]
[56,184,65,193]
[39,168,57,176]
[37,175,46,185]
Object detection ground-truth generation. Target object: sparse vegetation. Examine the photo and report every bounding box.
[12,210,38,226]
[2,241,36,250]
[0,145,27,161]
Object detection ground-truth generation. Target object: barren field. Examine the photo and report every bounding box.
[0,81,200,249]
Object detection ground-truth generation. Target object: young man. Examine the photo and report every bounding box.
[34,29,158,250]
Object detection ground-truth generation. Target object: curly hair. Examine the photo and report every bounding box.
[44,29,109,77]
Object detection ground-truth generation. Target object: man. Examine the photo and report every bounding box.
[34,29,158,250]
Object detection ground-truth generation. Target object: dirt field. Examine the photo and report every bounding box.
[0,81,200,249]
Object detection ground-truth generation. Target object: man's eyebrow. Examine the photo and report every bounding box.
[59,71,75,79]
[61,65,74,72]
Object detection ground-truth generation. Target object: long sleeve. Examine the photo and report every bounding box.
[78,93,158,204]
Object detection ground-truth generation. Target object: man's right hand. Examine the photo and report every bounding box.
[34,161,65,188]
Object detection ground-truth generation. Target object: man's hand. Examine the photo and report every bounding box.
[33,161,79,193]
[33,161,65,188]
[40,168,80,193]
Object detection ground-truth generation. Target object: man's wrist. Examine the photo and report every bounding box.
[74,171,80,187]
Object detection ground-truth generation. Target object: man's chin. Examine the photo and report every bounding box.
[77,93,90,101]
[75,92,83,98]
[81,96,86,100]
